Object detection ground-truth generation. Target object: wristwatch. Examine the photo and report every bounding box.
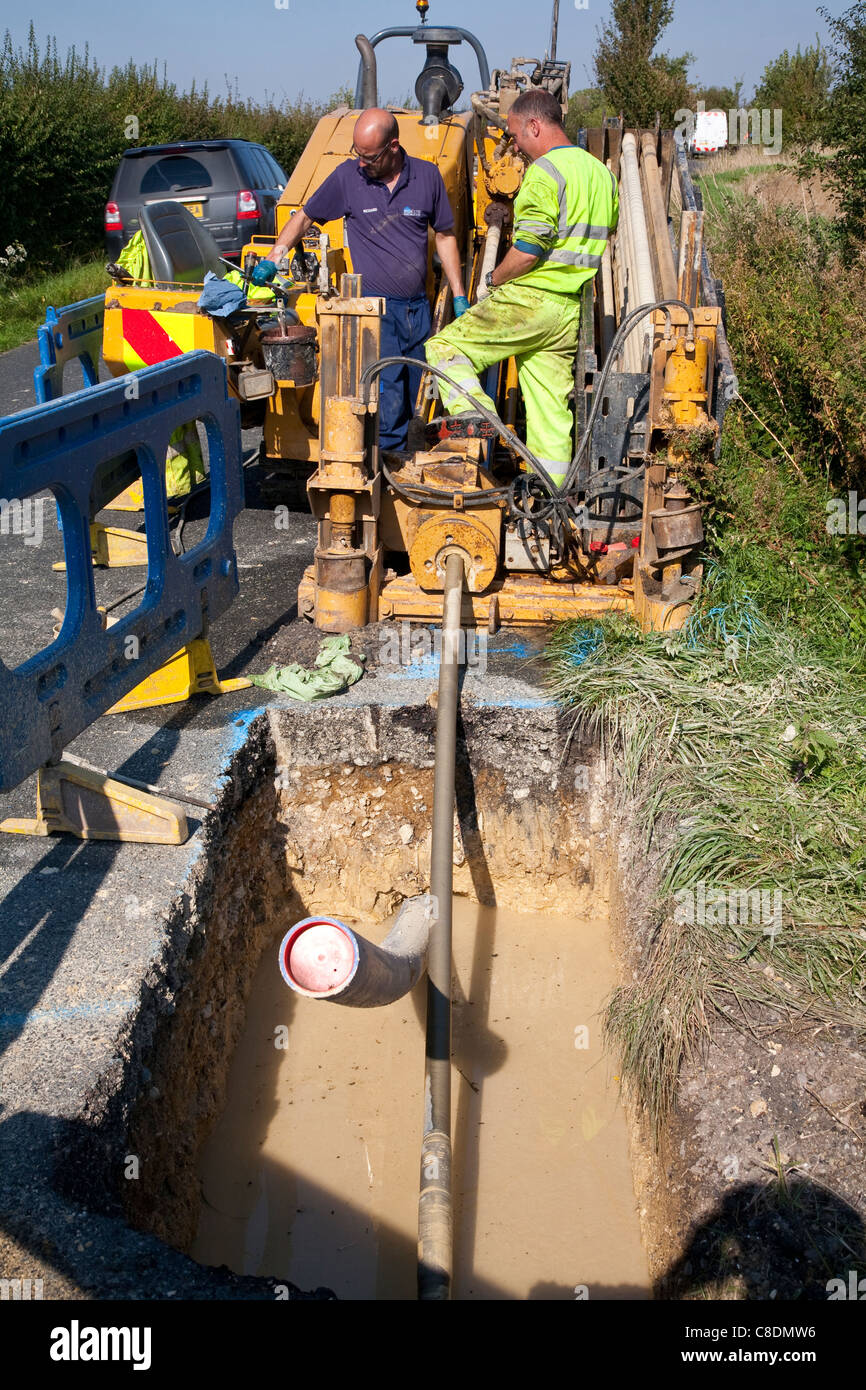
[485,269,496,291]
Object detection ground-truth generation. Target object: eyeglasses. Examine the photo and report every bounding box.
[350,140,393,165]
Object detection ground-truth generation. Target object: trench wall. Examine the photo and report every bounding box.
[121,702,612,1253]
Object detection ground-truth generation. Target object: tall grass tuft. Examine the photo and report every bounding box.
[560,170,866,1134]
[546,578,866,1136]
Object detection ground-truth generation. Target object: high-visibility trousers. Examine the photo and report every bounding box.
[165,422,206,498]
[425,281,582,487]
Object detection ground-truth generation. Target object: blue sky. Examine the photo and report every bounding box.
[6,0,837,105]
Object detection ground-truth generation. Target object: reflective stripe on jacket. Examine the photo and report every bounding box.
[511,145,619,295]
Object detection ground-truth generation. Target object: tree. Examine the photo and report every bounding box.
[815,3,866,252]
[752,41,831,145]
[695,82,743,112]
[564,86,607,140]
[594,0,694,125]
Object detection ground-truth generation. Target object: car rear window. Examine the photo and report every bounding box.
[116,150,237,197]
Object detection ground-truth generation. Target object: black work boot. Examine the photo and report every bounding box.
[436,412,498,440]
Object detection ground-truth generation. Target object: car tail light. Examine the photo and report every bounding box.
[105,202,123,232]
[237,190,259,220]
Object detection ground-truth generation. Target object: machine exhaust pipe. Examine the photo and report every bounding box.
[355,34,378,110]
[278,894,435,1007]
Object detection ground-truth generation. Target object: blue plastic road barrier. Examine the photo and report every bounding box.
[33,297,105,405]
[0,351,244,792]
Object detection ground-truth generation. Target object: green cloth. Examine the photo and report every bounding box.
[223,268,277,303]
[250,635,365,700]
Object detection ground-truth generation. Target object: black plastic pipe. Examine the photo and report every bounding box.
[418,551,465,1301]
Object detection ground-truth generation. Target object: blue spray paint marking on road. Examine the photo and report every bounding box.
[0,997,137,1032]
[486,637,535,659]
[222,707,267,757]
[384,657,440,680]
[339,689,554,710]
[472,696,555,709]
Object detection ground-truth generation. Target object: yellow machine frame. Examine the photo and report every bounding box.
[99,20,726,640]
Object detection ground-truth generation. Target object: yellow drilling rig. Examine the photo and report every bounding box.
[102,0,736,636]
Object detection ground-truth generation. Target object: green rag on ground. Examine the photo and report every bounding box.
[249,634,365,701]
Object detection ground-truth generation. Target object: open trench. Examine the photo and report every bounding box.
[119,700,658,1299]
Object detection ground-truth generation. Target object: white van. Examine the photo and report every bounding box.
[689,109,729,156]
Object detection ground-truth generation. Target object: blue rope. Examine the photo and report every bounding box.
[566,624,606,667]
[685,597,760,654]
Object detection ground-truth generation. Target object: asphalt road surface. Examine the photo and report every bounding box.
[0,330,548,1300]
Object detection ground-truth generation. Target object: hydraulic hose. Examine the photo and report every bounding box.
[361,294,696,511]
[418,550,465,1301]
[470,92,508,134]
[361,356,559,493]
[564,298,696,494]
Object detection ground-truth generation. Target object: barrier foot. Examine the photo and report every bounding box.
[52,523,148,571]
[109,481,145,511]
[105,637,252,713]
[107,482,178,516]
[0,762,188,844]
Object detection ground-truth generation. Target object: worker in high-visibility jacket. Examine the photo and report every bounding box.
[425,88,618,488]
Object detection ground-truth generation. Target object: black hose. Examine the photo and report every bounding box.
[361,355,561,492]
[564,298,696,493]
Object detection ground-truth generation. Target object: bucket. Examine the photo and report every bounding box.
[260,324,318,385]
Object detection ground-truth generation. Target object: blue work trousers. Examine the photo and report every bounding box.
[377,294,432,452]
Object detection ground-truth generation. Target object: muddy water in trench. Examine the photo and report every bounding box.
[192,901,650,1299]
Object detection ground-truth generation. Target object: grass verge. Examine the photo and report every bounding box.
[546,584,866,1137]
[0,259,110,354]
[545,180,866,1135]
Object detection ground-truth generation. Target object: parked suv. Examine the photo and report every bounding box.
[104,139,287,263]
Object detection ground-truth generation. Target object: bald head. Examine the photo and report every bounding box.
[354,108,399,146]
[351,108,402,179]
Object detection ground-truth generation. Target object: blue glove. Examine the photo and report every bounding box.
[251,259,277,287]
[453,294,470,317]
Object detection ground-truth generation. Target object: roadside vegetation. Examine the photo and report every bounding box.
[0,256,108,354]
[549,3,866,1132]
[547,587,866,1134]
[0,24,347,274]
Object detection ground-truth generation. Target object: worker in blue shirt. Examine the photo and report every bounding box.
[253,108,469,451]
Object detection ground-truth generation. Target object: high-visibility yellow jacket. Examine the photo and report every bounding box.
[512,144,619,296]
